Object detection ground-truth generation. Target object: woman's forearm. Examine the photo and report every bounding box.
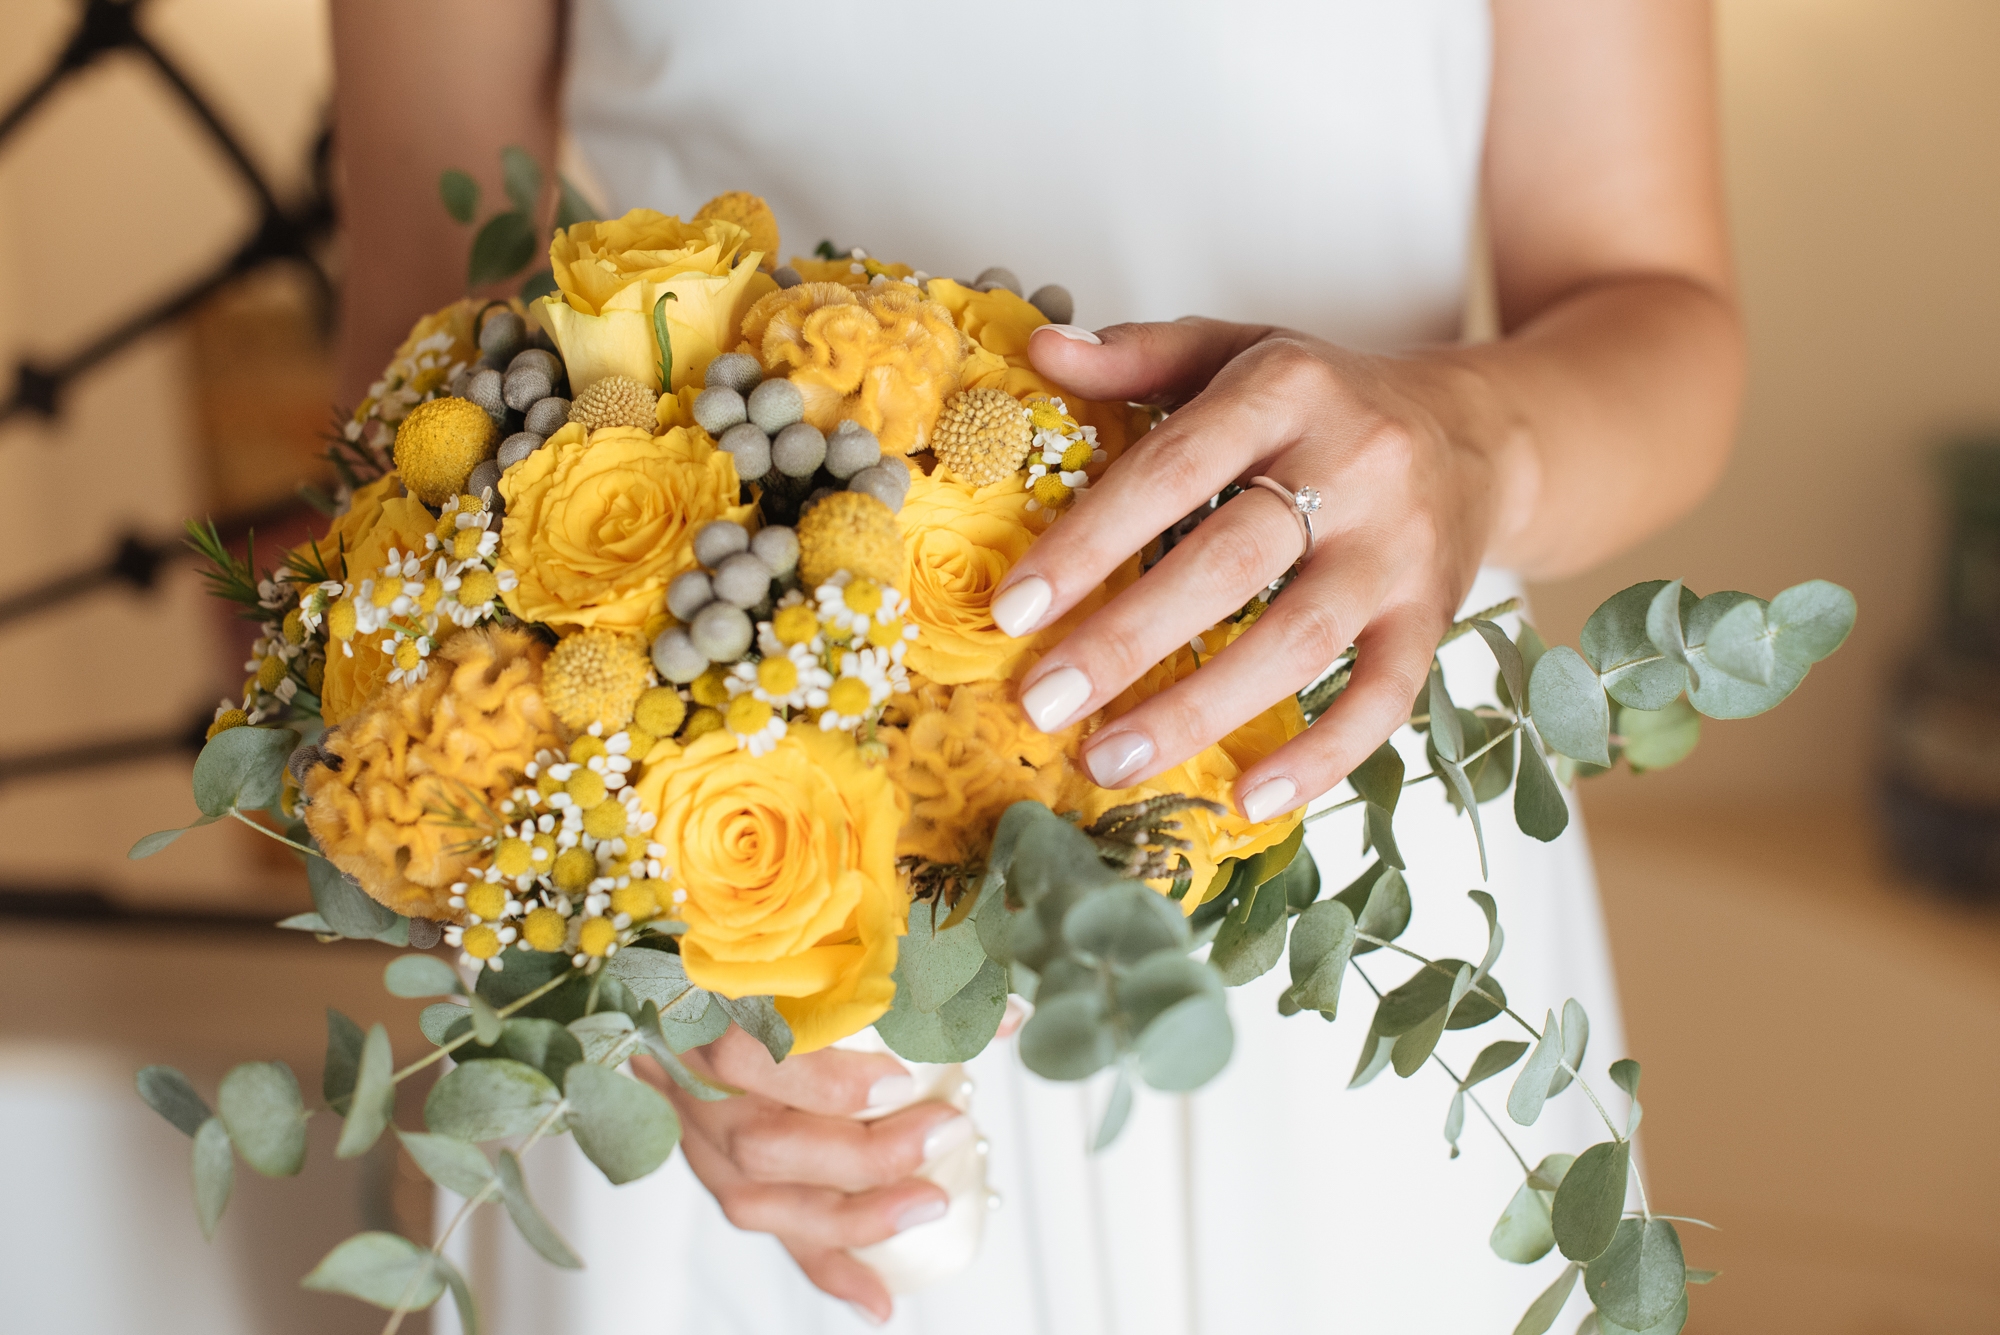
[330,0,564,406]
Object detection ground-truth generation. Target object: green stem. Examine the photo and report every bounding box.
[389,969,580,1084]
[226,808,321,859]
[1304,723,1521,828]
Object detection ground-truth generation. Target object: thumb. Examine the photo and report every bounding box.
[1026,316,1271,408]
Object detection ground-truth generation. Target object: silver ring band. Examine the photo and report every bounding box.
[1245,475,1321,564]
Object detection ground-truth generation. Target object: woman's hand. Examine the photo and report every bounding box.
[633,1027,971,1324]
[997,319,1533,823]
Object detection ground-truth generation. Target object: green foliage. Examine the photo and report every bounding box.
[217,1062,308,1177]
[1617,698,1700,773]
[1279,897,1356,1018]
[335,1025,395,1159]
[717,994,793,1063]
[398,1131,496,1198]
[606,946,726,1052]
[1348,740,1406,869]
[568,1011,635,1064]
[322,1009,364,1114]
[1491,1175,1557,1264]
[469,212,537,289]
[1530,647,1611,766]
[565,1063,681,1185]
[1335,863,1409,955]
[1513,1261,1581,1335]
[635,1002,740,1100]
[1509,1010,1565,1126]
[1552,1140,1631,1262]
[192,1118,234,1240]
[1586,1218,1685,1330]
[497,1149,582,1268]
[308,857,400,940]
[193,725,298,817]
[439,169,479,224]
[893,892,989,1011]
[137,1065,210,1136]
[877,957,1009,1064]
[303,1231,448,1310]
[385,954,463,999]
[1513,737,1570,841]
[440,147,596,300]
[1461,1040,1529,1091]
[424,1059,561,1142]
[419,1003,471,1046]
[455,1018,583,1088]
[499,146,541,214]
[128,814,221,859]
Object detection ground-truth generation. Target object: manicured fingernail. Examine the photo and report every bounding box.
[1085,731,1154,788]
[865,1074,916,1113]
[1021,666,1091,732]
[991,575,1051,637]
[1038,323,1102,344]
[1240,777,1299,823]
[923,1113,976,1163]
[894,1195,949,1233]
[847,1301,887,1327]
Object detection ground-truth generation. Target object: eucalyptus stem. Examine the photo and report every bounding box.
[1298,598,1523,718]
[390,969,580,1084]
[226,808,321,858]
[1304,722,1519,827]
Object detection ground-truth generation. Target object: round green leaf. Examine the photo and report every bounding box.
[424,1058,560,1142]
[1767,579,1856,663]
[564,1063,681,1185]
[419,1003,472,1046]
[1529,646,1612,766]
[1514,736,1571,842]
[192,725,298,816]
[1018,990,1115,1081]
[893,894,988,1012]
[567,1011,636,1065]
[137,1065,210,1137]
[1514,1262,1581,1335]
[875,957,1008,1064]
[1063,883,1188,965]
[397,1130,496,1199]
[1618,699,1700,772]
[457,1018,584,1088]
[217,1061,308,1177]
[1489,1176,1555,1264]
[468,210,536,288]
[1552,1140,1631,1261]
[1595,1289,1689,1335]
[303,1231,446,1310]
[1581,581,1693,710]
[1372,960,1506,1036]
[1135,993,1233,1091]
[192,1116,234,1240]
[1683,592,1808,718]
[308,856,398,940]
[1586,1218,1686,1330]
[1284,898,1357,1016]
[385,953,464,999]
[1115,949,1220,1034]
[496,1149,582,1268]
[438,168,479,224]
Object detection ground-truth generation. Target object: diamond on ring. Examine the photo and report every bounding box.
[1294,486,1322,515]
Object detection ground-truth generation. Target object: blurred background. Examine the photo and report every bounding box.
[0,0,1995,1330]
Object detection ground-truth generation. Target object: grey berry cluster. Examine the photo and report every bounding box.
[649,518,801,683]
[691,354,912,517]
[450,309,571,504]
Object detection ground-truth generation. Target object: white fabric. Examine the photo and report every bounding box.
[436,5,1627,1332]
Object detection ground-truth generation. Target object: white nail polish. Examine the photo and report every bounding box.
[846,1301,887,1327]
[864,1074,916,1114]
[894,1196,949,1233]
[1038,323,1102,344]
[991,576,1052,637]
[1086,731,1154,788]
[922,1113,976,1164]
[1239,777,1299,823]
[1020,666,1091,732]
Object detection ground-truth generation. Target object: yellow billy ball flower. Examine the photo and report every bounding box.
[492,838,535,877]
[690,666,732,707]
[577,916,618,958]
[623,725,658,758]
[457,568,500,607]
[566,767,608,808]
[842,579,884,617]
[612,881,661,921]
[463,882,508,921]
[583,798,629,840]
[542,628,653,734]
[206,708,249,740]
[522,906,568,953]
[452,527,485,561]
[633,686,686,738]
[394,641,423,672]
[326,598,358,642]
[825,676,872,717]
[796,491,903,589]
[461,924,502,959]
[726,694,773,736]
[257,655,287,693]
[393,396,498,506]
[568,734,609,764]
[552,846,597,892]
[771,604,819,646]
[682,706,724,740]
[757,656,800,696]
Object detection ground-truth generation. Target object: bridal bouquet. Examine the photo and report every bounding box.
[133,178,1853,1335]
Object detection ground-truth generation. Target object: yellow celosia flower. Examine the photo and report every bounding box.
[305,627,563,919]
[897,468,1137,685]
[883,678,1082,866]
[320,490,439,726]
[498,423,756,635]
[633,729,906,1054]
[736,281,964,455]
[538,209,778,395]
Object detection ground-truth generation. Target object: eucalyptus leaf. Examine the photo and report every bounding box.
[660,995,729,1054]
[476,948,585,1022]
[1617,699,1700,773]
[424,1059,561,1142]
[1701,597,1775,685]
[192,1116,234,1239]
[1514,734,1571,842]
[554,174,597,230]
[137,1065,210,1137]
[717,995,793,1063]
[1363,802,1406,870]
[192,725,298,816]
[1349,1031,1396,1089]
[604,947,705,1019]
[441,1254,481,1335]
[1684,1269,1719,1285]
[1581,581,1692,710]
[419,1003,472,1046]
[1372,959,1506,1036]
[468,211,536,289]
[499,146,542,214]
[1135,992,1233,1091]
[217,1061,308,1177]
[460,1018,583,1088]
[1586,1218,1686,1330]
[1552,1140,1631,1262]
[1443,1089,1466,1157]
[129,814,221,859]
[1529,647,1612,766]
[895,893,991,1011]
[875,957,1009,1064]
[1347,740,1406,814]
[1473,619,1528,717]
[1491,1176,1557,1263]
[385,954,463,999]
[1278,844,1323,911]
[277,911,333,933]
[302,1231,445,1309]
[1064,883,1188,965]
[1428,666,1465,762]
[1513,1261,1581,1335]
[1018,989,1115,1081]
[1435,756,1488,879]
[438,169,479,223]
[1611,1058,1644,1135]
[398,1131,496,1199]
[567,1011,636,1065]
[1340,865,1409,954]
[1528,1152,1577,1193]
[1211,858,1292,985]
[470,995,505,1047]
[565,1063,681,1185]
[1391,1005,1449,1077]
[1091,1066,1136,1152]
[1681,591,1808,718]
[1644,581,1701,693]
[308,856,398,940]
[1462,1039,1530,1090]
[497,1149,582,1268]
[1469,889,1504,983]
[335,1025,395,1159]
[1509,1010,1564,1126]
[635,1002,740,1101]
[1767,579,1858,663]
[1548,998,1590,1098]
[1283,898,1358,1017]
[1594,1291,1689,1335]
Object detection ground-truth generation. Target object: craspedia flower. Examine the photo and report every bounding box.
[542,628,653,734]
[796,490,904,589]
[683,706,725,740]
[394,397,498,505]
[568,374,659,433]
[933,387,1033,485]
[633,686,686,739]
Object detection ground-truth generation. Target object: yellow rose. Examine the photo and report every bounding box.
[538,209,778,395]
[1067,619,1307,907]
[307,627,562,917]
[883,677,1083,865]
[926,279,1150,465]
[634,729,906,1053]
[292,473,400,584]
[497,423,756,635]
[319,489,438,725]
[897,468,1135,684]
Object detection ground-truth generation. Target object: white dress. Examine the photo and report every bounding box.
[441,4,1630,1332]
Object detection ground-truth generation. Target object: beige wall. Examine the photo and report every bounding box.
[1534,0,2000,815]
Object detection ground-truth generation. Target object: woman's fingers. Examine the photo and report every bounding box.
[784,1242,895,1326]
[1063,530,1400,790]
[1027,316,1270,408]
[720,1099,970,1192]
[690,1025,912,1116]
[1234,602,1447,821]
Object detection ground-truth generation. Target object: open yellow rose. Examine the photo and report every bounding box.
[320,487,438,725]
[634,729,906,1054]
[898,468,1136,684]
[498,423,755,635]
[293,472,399,584]
[538,208,778,395]
[926,279,1151,465]
[307,626,561,917]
